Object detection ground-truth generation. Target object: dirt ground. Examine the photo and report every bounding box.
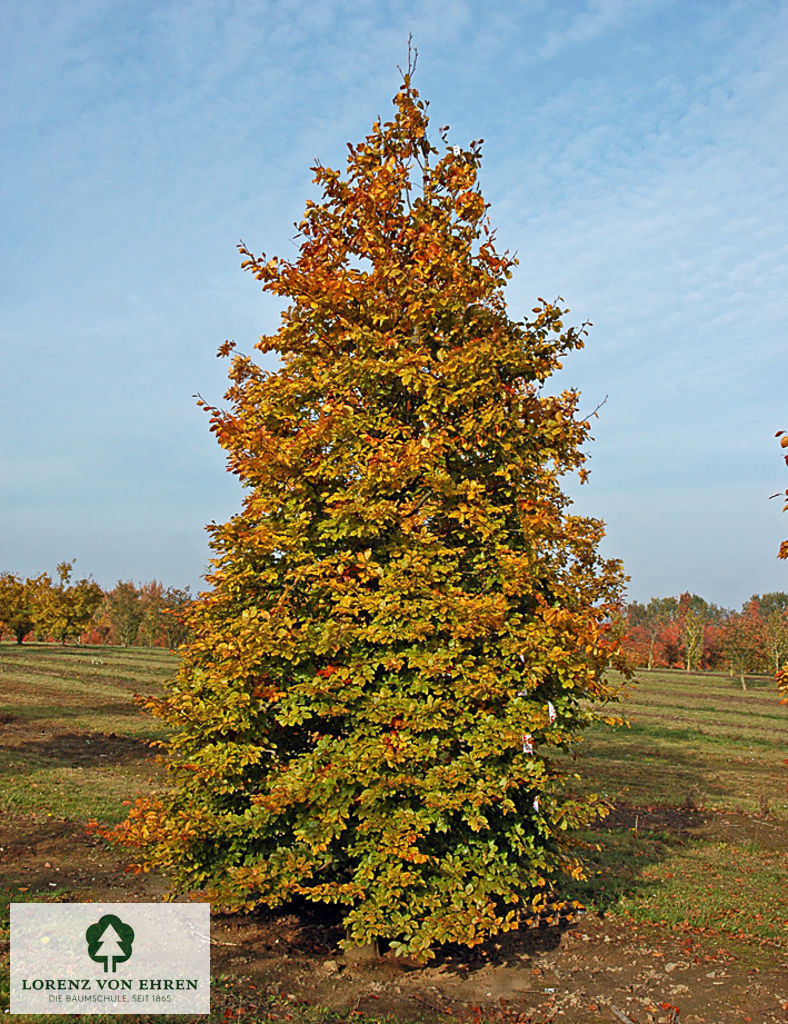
[2,804,787,1024]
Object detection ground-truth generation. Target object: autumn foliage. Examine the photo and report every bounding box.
[0,566,192,648]
[621,591,788,684]
[0,562,102,645]
[110,75,627,957]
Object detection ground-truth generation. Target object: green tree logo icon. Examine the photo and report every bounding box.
[85,914,135,973]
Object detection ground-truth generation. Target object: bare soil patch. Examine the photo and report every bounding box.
[599,803,707,837]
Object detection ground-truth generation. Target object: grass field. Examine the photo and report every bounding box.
[0,644,173,824]
[1,644,787,1022]
[566,669,788,954]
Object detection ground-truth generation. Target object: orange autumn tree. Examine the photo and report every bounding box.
[112,72,627,957]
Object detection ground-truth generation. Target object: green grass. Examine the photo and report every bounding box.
[616,839,787,937]
[576,669,788,813]
[0,642,173,822]
[563,667,788,955]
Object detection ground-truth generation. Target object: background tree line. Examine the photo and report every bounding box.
[4,564,785,679]
[0,561,193,649]
[622,591,788,687]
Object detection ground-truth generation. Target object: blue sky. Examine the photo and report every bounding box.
[2,0,786,608]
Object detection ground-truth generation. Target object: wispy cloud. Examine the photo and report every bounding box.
[1,0,786,604]
[538,0,668,59]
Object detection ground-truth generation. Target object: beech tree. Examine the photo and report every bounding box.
[104,581,145,647]
[112,71,626,957]
[720,601,762,690]
[675,593,726,672]
[625,597,677,669]
[0,573,42,643]
[160,585,193,649]
[752,593,788,675]
[34,561,103,644]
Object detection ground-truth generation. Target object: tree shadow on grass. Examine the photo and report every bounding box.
[559,800,709,917]
[1,702,147,722]
[1,729,158,767]
[575,727,736,808]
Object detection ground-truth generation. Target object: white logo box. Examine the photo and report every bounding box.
[10,903,210,1014]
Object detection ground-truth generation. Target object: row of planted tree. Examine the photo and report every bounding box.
[622,590,788,685]
[0,561,193,649]
[3,560,784,681]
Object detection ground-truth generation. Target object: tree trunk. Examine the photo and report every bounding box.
[344,929,380,960]
[740,672,747,691]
